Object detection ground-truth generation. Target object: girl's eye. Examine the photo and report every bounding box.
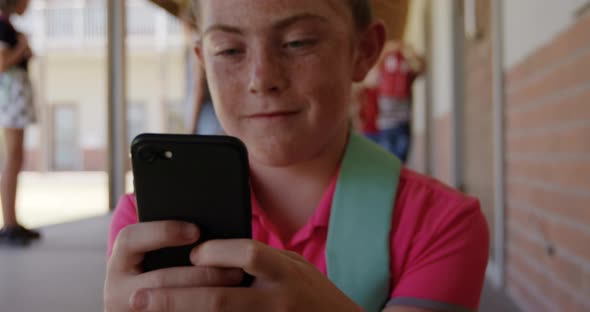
[216,48,243,57]
[283,39,317,49]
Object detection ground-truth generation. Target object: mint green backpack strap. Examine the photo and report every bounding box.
[326,131,402,312]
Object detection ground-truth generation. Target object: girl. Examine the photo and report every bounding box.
[104,1,489,311]
[0,0,39,246]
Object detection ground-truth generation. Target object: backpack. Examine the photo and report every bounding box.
[326,132,402,311]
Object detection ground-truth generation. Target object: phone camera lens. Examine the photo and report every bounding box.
[138,147,157,163]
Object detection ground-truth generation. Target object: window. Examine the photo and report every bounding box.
[166,100,186,134]
[52,104,80,171]
[127,102,148,145]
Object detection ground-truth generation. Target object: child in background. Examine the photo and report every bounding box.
[0,0,39,246]
[357,86,379,135]
[372,41,425,162]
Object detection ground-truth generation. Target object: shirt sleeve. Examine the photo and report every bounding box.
[388,198,490,311]
[107,194,139,258]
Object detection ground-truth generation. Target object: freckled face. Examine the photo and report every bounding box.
[197,0,362,166]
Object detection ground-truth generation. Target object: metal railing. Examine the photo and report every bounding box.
[13,0,184,52]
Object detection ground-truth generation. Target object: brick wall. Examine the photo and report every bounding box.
[432,114,452,184]
[23,149,40,171]
[407,132,426,173]
[505,11,590,312]
[463,0,496,259]
[83,149,107,171]
[23,148,107,172]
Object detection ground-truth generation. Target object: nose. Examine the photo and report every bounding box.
[248,47,288,95]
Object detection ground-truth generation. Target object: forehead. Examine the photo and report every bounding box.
[198,0,353,32]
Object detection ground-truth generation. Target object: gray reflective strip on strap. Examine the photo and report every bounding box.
[387,297,476,312]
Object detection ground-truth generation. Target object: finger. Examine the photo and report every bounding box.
[139,266,244,289]
[130,287,270,312]
[109,221,200,272]
[281,250,306,262]
[190,240,290,281]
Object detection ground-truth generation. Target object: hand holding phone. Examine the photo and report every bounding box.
[131,134,252,274]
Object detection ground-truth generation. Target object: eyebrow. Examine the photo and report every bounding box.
[203,25,244,37]
[273,13,329,30]
[203,13,329,37]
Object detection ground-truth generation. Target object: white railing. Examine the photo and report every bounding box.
[13,0,184,52]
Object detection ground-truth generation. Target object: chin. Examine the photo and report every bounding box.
[246,138,313,168]
[251,153,299,167]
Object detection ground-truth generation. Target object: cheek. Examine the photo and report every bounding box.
[207,61,246,117]
[293,57,352,118]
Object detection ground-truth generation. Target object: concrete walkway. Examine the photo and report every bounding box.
[0,171,136,228]
[0,216,109,312]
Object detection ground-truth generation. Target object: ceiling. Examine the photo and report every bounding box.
[148,0,409,40]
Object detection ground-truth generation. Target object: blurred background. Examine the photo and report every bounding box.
[0,0,589,311]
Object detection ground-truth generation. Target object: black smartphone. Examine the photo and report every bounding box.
[130,134,252,276]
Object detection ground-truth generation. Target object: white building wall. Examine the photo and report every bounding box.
[22,50,185,157]
[503,0,589,69]
[44,55,108,149]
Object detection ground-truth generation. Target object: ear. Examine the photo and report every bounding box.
[194,44,205,68]
[352,21,386,83]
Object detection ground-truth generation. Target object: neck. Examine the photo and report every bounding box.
[250,127,349,240]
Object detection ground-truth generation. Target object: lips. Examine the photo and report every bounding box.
[247,110,301,119]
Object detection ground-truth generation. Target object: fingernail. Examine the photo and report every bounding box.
[184,224,198,240]
[130,290,150,311]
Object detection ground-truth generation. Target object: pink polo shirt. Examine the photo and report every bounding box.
[108,168,489,311]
